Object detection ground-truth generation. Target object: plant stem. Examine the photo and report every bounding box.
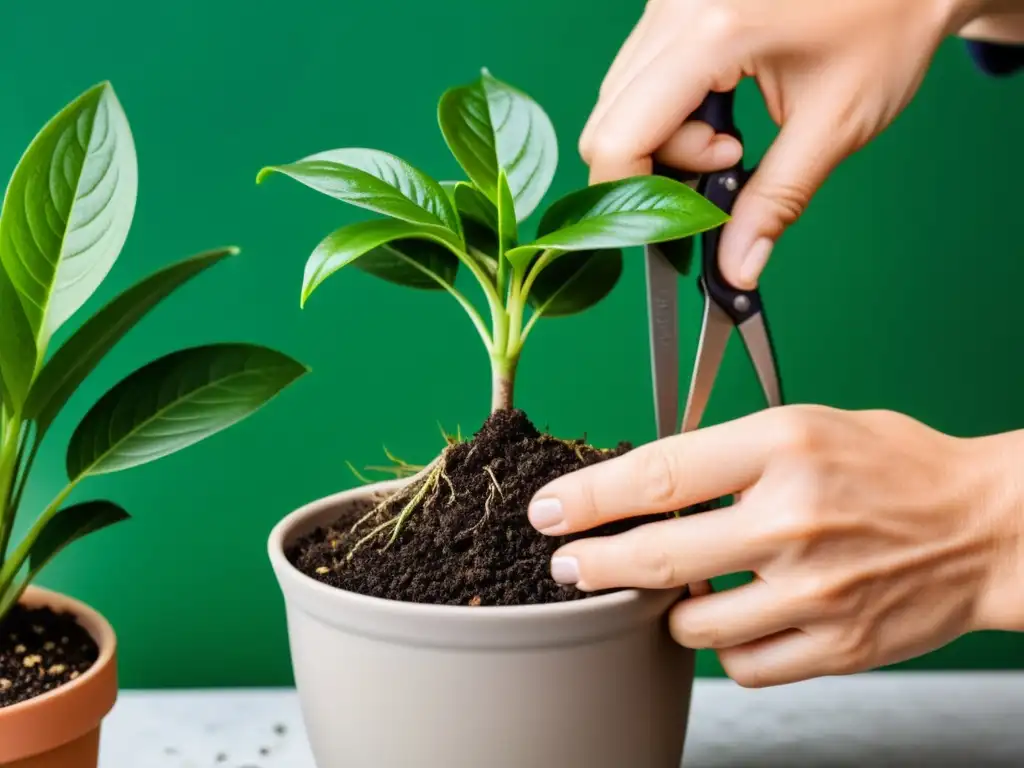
[0,480,77,597]
[0,416,24,565]
[490,355,517,412]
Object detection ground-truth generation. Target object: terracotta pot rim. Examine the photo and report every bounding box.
[0,585,118,764]
[269,478,658,619]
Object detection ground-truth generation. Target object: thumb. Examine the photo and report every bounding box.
[718,110,852,289]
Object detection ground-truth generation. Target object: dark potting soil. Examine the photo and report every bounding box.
[288,409,715,606]
[0,603,98,708]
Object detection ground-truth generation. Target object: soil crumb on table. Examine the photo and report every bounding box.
[0,604,98,708]
[289,409,701,606]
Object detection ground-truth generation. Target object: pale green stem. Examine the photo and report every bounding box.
[0,416,24,565]
[520,249,558,301]
[505,250,559,357]
[0,480,78,596]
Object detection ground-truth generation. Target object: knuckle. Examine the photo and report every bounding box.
[769,407,822,456]
[639,444,683,509]
[791,576,842,616]
[831,625,875,674]
[720,652,768,689]
[580,129,640,169]
[575,477,604,528]
[676,616,722,649]
[695,3,742,44]
[749,182,810,230]
[629,537,680,588]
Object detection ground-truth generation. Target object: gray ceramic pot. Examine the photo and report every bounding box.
[268,478,695,768]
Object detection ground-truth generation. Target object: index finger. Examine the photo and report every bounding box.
[580,45,718,183]
[527,413,776,536]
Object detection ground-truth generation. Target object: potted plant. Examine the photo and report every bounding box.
[0,82,307,768]
[261,70,726,768]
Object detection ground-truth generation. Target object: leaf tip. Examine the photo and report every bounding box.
[255,167,276,185]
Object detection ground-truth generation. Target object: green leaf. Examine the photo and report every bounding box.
[0,261,35,412]
[24,247,238,434]
[526,198,622,317]
[66,344,308,479]
[301,220,458,306]
[27,500,129,574]
[438,70,557,221]
[528,249,623,317]
[0,82,138,352]
[441,181,498,232]
[506,176,728,269]
[658,236,696,275]
[257,149,461,245]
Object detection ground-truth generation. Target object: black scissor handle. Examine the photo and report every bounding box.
[691,90,742,144]
[698,165,764,326]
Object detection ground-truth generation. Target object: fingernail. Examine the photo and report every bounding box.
[739,238,773,288]
[551,556,580,585]
[528,497,564,533]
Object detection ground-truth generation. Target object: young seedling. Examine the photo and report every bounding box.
[257,70,727,554]
[0,83,307,627]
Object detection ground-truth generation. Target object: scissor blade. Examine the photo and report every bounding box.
[737,312,783,407]
[645,243,679,439]
[681,295,732,433]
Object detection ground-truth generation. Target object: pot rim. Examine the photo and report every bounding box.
[0,585,116,715]
[269,478,656,619]
[0,585,118,763]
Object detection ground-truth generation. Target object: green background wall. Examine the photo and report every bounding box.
[2,1,1022,688]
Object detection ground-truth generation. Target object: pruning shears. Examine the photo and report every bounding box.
[644,89,784,442]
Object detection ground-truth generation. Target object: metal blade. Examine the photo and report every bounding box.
[737,312,782,407]
[645,243,679,439]
[681,295,732,433]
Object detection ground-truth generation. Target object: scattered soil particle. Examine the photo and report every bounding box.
[289,409,716,606]
[0,604,98,709]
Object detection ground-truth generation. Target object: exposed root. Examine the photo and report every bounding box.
[440,469,457,503]
[484,466,504,499]
[344,452,450,560]
[383,461,444,549]
[346,516,401,562]
[463,463,504,536]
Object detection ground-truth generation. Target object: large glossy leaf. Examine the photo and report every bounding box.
[257,149,461,245]
[528,249,623,317]
[24,247,238,434]
[525,196,622,317]
[27,500,129,573]
[301,220,458,306]
[0,261,35,412]
[441,181,498,232]
[438,70,557,221]
[506,176,728,269]
[66,344,307,479]
[0,82,138,351]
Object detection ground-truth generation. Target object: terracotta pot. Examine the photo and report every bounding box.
[269,479,696,768]
[0,587,118,768]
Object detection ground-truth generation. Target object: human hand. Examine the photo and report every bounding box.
[579,0,1000,289]
[528,406,1024,687]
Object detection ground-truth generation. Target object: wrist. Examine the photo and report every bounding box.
[960,430,1024,633]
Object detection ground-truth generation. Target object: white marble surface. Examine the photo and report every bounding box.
[99,673,1024,767]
